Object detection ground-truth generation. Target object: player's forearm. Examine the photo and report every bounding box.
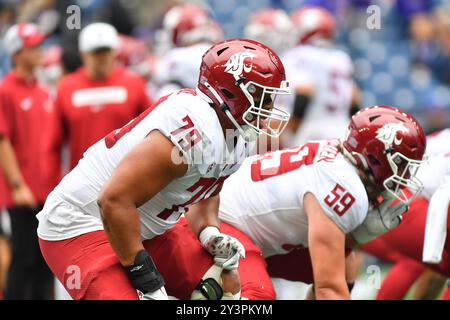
[98,196,144,266]
[314,285,350,300]
[186,194,221,237]
[0,136,25,187]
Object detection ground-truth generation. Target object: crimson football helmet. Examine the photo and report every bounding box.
[163,4,223,47]
[342,106,427,204]
[290,6,336,45]
[244,8,294,54]
[197,38,291,140]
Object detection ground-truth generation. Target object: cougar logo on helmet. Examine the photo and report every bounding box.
[223,51,255,78]
[376,122,409,151]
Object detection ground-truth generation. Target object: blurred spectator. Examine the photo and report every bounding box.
[0,22,59,299]
[53,22,153,169]
[409,13,439,67]
[430,5,450,85]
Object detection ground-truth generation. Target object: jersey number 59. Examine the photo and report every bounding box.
[324,183,355,216]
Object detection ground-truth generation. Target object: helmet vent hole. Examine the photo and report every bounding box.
[243,46,256,50]
[216,47,229,56]
[369,115,380,122]
[395,117,406,122]
[221,88,235,99]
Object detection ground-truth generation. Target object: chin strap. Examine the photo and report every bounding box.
[199,82,258,142]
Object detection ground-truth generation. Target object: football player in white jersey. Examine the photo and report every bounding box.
[198,105,425,300]
[123,105,426,300]
[244,8,294,56]
[36,39,291,300]
[279,6,360,147]
[153,4,223,99]
[361,128,450,299]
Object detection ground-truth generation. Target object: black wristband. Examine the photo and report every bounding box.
[124,250,165,294]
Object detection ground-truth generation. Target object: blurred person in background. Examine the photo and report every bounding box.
[0,22,60,299]
[53,22,153,169]
[36,44,62,92]
[279,6,360,148]
[428,5,450,86]
[153,3,223,98]
[244,8,294,56]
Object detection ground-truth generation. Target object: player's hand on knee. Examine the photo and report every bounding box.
[199,226,245,270]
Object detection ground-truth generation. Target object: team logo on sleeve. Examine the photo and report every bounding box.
[223,51,255,78]
[376,123,409,150]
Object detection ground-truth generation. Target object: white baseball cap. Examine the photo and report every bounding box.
[3,23,45,55]
[79,22,119,53]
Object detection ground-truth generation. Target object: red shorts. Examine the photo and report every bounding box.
[39,218,274,300]
[362,196,450,277]
[39,230,138,300]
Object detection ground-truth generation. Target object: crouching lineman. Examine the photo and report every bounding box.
[148,106,427,299]
[361,128,450,299]
[36,39,291,300]
[205,106,426,300]
[215,106,426,300]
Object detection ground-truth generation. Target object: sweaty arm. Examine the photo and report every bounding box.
[98,130,187,266]
[304,192,350,300]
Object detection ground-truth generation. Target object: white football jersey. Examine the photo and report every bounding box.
[416,129,450,200]
[219,139,368,257]
[37,89,253,241]
[153,42,211,98]
[279,45,354,145]
[424,129,450,158]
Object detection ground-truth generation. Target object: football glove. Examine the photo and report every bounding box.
[199,226,245,270]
